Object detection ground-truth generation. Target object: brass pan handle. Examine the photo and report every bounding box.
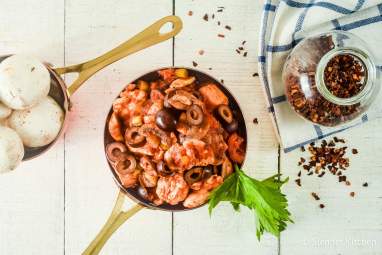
[54,15,182,97]
[82,191,144,255]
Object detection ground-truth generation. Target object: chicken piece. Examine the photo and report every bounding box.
[158,69,177,84]
[164,139,215,172]
[183,175,223,208]
[118,169,140,188]
[227,133,246,164]
[199,83,228,111]
[176,113,210,140]
[156,174,189,205]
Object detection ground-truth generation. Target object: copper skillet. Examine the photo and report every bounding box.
[14,15,183,161]
[82,68,248,255]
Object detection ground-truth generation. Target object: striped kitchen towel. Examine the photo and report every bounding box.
[258,0,382,152]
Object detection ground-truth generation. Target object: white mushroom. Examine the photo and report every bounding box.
[0,102,12,119]
[9,96,64,147]
[0,55,50,110]
[0,126,24,174]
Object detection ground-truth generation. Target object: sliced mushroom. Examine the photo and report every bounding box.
[170,76,195,88]
[125,127,146,147]
[115,155,137,175]
[106,142,127,162]
[166,90,193,110]
[186,105,204,126]
[184,167,204,185]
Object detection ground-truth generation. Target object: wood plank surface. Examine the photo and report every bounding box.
[64,0,173,254]
[0,1,65,254]
[172,1,279,255]
[280,121,382,255]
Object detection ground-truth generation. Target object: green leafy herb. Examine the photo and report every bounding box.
[208,165,293,240]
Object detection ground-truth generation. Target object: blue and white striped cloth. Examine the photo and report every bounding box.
[258,0,382,152]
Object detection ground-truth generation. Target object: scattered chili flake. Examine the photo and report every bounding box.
[307,172,313,175]
[198,50,205,55]
[298,171,301,177]
[225,25,232,30]
[243,52,248,57]
[352,148,358,154]
[192,61,198,67]
[242,40,246,45]
[220,79,224,84]
[311,192,320,200]
[253,118,258,124]
[318,171,326,177]
[238,46,244,51]
[295,179,301,187]
[339,175,346,182]
[345,181,351,186]
[217,9,223,12]
[252,73,259,77]
[217,21,221,26]
[188,11,193,16]
[203,14,208,21]
[218,34,225,38]
[362,182,368,187]
[235,49,241,54]
[212,14,215,19]
[31,67,35,72]
[208,67,212,70]
[300,157,306,163]
[350,191,355,197]
[300,146,305,152]
[319,204,325,209]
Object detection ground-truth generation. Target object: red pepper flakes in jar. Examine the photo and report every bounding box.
[282,31,380,127]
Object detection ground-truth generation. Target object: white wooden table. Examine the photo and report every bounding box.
[0,1,381,254]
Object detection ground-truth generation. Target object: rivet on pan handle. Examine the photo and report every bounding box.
[82,191,144,255]
[54,15,183,97]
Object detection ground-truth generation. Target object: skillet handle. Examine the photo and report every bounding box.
[54,15,182,97]
[82,191,144,255]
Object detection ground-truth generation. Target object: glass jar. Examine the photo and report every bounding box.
[282,31,380,127]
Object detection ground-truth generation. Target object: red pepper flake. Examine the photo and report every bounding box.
[307,171,313,175]
[198,50,205,55]
[318,171,326,177]
[295,179,301,187]
[311,192,320,200]
[297,171,301,177]
[300,146,305,152]
[238,46,244,51]
[243,52,248,57]
[188,11,193,16]
[203,14,208,21]
[217,21,221,26]
[319,204,325,209]
[362,182,368,187]
[192,61,198,67]
[345,181,351,186]
[352,148,358,154]
[208,67,212,70]
[235,49,241,54]
[220,79,224,84]
[350,191,355,197]
[218,34,225,38]
[252,73,259,77]
[225,25,232,30]
[253,118,258,124]
[212,14,215,19]
[242,40,246,45]
[339,175,346,182]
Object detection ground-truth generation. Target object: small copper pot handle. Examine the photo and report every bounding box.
[54,15,183,97]
[82,191,144,255]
